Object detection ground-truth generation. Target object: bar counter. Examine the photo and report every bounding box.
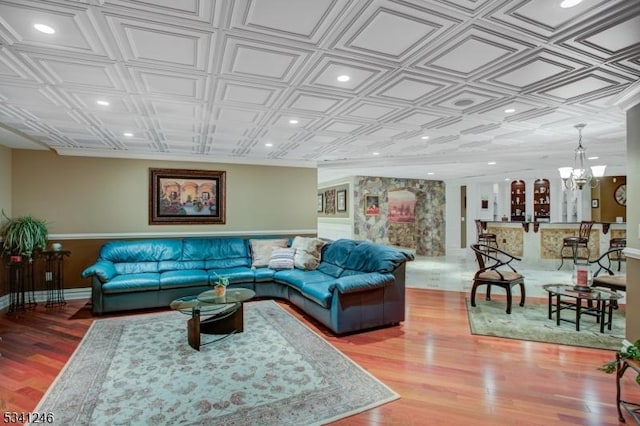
[479,221,626,267]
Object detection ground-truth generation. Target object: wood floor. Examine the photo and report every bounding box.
[1,288,638,425]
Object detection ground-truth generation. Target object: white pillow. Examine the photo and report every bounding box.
[250,239,288,268]
[291,237,326,270]
[268,247,296,270]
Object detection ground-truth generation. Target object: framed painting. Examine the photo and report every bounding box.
[337,189,347,212]
[317,193,324,213]
[324,189,336,215]
[149,168,226,224]
[388,190,415,223]
[365,195,380,215]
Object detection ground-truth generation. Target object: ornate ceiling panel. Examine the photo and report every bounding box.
[0,0,637,182]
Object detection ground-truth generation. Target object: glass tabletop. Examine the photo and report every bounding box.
[542,284,622,301]
[170,288,255,315]
[198,288,255,304]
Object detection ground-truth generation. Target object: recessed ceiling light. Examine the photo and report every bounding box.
[265,143,273,147]
[427,172,434,176]
[588,156,599,160]
[123,132,133,137]
[373,152,380,156]
[421,136,429,140]
[488,162,496,165]
[560,0,583,8]
[34,24,55,34]
[337,75,350,82]
[504,108,516,113]
[505,178,510,181]
[288,119,298,124]
[96,100,110,106]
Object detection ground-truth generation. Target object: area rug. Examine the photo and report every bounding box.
[466,298,625,351]
[32,301,398,425]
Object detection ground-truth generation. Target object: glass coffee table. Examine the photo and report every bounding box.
[543,284,622,333]
[170,288,255,351]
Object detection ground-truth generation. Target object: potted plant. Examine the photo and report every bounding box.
[0,210,49,262]
[599,339,640,384]
[212,273,230,297]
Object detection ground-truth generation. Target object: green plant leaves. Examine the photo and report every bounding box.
[0,210,49,258]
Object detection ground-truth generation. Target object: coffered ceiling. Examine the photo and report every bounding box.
[0,0,638,183]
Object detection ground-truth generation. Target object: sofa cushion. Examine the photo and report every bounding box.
[291,237,326,270]
[158,260,205,272]
[115,262,159,275]
[268,247,296,270]
[102,273,160,294]
[334,272,394,293]
[183,238,251,269]
[208,267,255,284]
[254,267,276,282]
[249,238,289,268]
[160,270,209,289]
[317,239,360,277]
[300,281,334,308]
[100,239,182,262]
[342,242,414,275]
[274,269,334,291]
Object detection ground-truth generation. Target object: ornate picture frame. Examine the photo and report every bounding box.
[337,189,347,212]
[365,195,380,215]
[149,168,226,224]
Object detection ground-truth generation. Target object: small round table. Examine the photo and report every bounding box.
[170,288,255,351]
[543,284,622,333]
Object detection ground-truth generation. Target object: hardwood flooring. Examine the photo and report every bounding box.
[1,288,638,425]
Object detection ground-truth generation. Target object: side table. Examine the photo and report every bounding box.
[616,354,640,423]
[41,250,70,307]
[6,258,37,313]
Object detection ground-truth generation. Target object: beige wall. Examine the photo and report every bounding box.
[590,176,626,222]
[11,150,317,234]
[0,145,11,217]
[626,103,639,341]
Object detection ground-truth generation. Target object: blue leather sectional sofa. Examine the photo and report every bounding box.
[81,237,414,334]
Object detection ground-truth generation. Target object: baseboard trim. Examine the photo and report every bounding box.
[0,288,91,313]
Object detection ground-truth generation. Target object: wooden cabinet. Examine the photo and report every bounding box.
[510,180,526,222]
[533,178,550,222]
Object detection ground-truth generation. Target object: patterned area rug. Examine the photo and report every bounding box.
[33,301,398,425]
[466,298,625,351]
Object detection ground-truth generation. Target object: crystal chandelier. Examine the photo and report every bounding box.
[558,123,606,190]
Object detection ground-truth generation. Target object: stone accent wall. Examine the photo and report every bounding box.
[353,176,445,256]
[486,225,523,256]
[540,228,600,259]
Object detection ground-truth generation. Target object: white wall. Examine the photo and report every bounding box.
[317,176,355,240]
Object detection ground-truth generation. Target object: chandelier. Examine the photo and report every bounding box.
[558,123,606,190]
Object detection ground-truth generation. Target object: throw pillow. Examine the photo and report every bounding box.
[250,238,288,268]
[268,247,296,270]
[291,236,326,270]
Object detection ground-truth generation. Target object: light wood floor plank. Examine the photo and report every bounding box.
[0,288,638,425]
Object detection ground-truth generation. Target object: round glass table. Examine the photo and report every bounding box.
[170,288,255,351]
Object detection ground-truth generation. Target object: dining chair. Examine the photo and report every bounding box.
[470,243,525,314]
[590,247,626,309]
[558,221,594,270]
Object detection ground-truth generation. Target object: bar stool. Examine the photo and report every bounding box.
[558,221,593,270]
[609,237,626,271]
[475,220,498,254]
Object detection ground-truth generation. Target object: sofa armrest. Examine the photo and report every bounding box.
[82,260,117,282]
[333,272,394,294]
